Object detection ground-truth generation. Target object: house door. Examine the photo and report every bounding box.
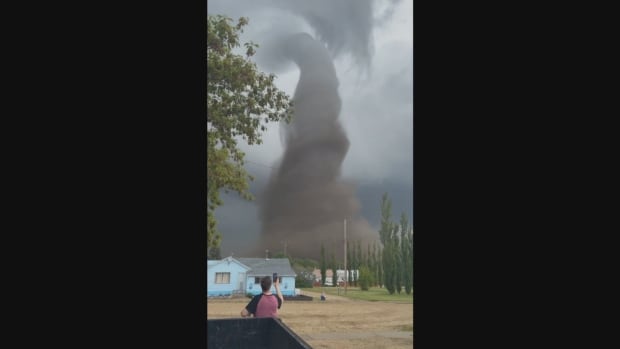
[238,273,245,292]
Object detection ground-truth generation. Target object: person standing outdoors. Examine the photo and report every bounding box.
[241,276,283,318]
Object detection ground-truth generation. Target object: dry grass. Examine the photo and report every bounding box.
[208,290,413,349]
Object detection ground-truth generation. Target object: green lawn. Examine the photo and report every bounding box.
[300,286,413,303]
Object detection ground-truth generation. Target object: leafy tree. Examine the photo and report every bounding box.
[320,243,327,287]
[207,15,293,250]
[293,257,319,271]
[380,193,395,293]
[207,246,222,260]
[295,271,314,288]
[358,265,373,291]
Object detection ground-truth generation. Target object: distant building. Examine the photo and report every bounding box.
[312,268,358,286]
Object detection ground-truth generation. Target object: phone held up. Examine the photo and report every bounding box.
[273,272,278,284]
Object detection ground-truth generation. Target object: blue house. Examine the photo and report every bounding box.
[207,257,297,297]
[207,256,251,297]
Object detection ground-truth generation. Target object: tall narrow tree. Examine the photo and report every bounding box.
[399,213,412,295]
[352,241,358,286]
[320,243,327,287]
[346,241,352,286]
[366,243,371,269]
[355,240,362,287]
[379,193,392,246]
[383,225,398,294]
[367,242,374,286]
[331,252,338,287]
[406,229,414,294]
[377,247,383,288]
[403,229,413,295]
[380,193,396,293]
[373,242,380,287]
[394,227,402,294]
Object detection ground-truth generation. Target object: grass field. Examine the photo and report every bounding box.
[300,286,413,303]
[208,289,414,349]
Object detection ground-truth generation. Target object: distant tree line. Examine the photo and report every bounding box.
[266,192,414,295]
[345,193,413,294]
[324,192,412,295]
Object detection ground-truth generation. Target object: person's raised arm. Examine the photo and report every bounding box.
[274,277,284,306]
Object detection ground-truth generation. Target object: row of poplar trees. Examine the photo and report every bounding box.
[378,193,414,295]
[318,193,413,294]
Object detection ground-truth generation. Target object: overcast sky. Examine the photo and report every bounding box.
[208,0,413,258]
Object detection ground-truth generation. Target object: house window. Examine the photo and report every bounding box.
[215,272,230,284]
[254,277,261,284]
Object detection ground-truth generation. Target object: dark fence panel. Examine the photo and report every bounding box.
[207,317,312,349]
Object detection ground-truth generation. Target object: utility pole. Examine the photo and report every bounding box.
[344,218,347,295]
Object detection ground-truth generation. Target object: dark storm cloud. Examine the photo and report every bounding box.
[270,0,375,68]
[337,38,413,187]
[208,0,412,259]
[208,0,377,69]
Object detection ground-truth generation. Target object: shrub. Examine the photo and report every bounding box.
[295,270,315,288]
[358,265,373,291]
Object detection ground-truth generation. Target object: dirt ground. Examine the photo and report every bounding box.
[207,290,414,349]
